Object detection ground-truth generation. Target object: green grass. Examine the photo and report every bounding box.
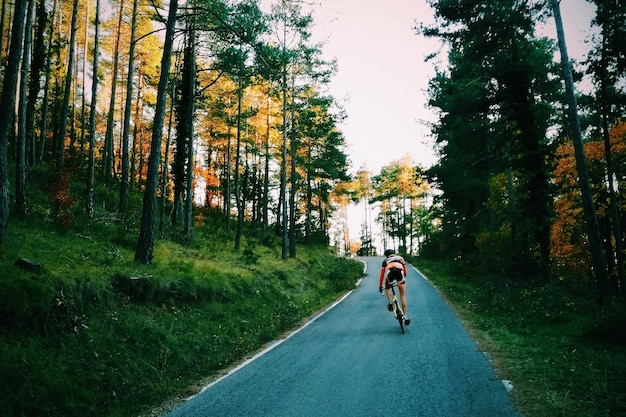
[0,215,363,417]
[414,259,626,417]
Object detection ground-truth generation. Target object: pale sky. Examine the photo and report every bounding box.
[307,0,598,248]
[311,0,439,175]
[310,0,597,177]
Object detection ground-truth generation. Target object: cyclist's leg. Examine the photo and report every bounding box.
[398,281,407,316]
[383,272,392,302]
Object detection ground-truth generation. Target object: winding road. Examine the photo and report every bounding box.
[164,257,521,417]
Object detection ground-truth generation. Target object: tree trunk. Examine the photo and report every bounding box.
[262,94,270,233]
[37,0,57,167]
[304,147,312,245]
[551,0,610,299]
[119,0,139,214]
[79,0,89,156]
[0,0,7,63]
[0,0,28,244]
[234,76,244,250]
[183,29,196,238]
[16,0,35,217]
[280,74,288,259]
[103,0,125,184]
[54,0,79,168]
[130,80,142,190]
[135,0,178,264]
[26,0,46,166]
[86,0,100,219]
[598,35,625,296]
[159,77,175,237]
[225,119,232,231]
[288,83,297,258]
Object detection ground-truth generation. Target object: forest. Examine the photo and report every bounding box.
[1,0,625,415]
[333,0,626,310]
[413,0,626,301]
[0,0,360,265]
[343,0,626,304]
[1,0,624,295]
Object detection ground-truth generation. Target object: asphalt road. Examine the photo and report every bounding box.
[164,257,521,417]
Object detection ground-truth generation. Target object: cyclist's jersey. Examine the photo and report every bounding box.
[379,254,407,288]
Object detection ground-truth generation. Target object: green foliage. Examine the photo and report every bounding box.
[422,0,559,280]
[414,258,626,417]
[0,214,362,417]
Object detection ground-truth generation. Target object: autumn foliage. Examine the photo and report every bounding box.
[551,119,626,282]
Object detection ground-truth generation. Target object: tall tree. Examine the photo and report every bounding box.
[102,0,126,184]
[53,0,79,167]
[36,0,58,167]
[15,0,36,217]
[421,0,557,278]
[86,0,101,219]
[0,0,28,244]
[119,0,140,214]
[135,0,179,264]
[584,0,626,295]
[25,0,47,166]
[354,166,374,255]
[175,25,196,238]
[227,0,266,250]
[550,0,609,298]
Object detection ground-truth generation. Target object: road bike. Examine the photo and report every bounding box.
[385,281,405,334]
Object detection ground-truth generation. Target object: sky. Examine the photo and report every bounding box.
[309,0,598,176]
[310,0,439,175]
[305,0,598,247]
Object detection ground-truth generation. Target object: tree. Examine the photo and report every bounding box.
[86,0,101,219]
[550,0,610,299]
[25,0,48,166]
[583,0,626,295]
[372,156,428,254]
[421,0,558,278]
[15,0,36,217]
[135,0,179,264]
[119,0,141,215]
[297,91,349,244]
[52,0,79,167]
[102,0,126,184]
[353,166,374,255]
[263,0,314,259]
[0,0,28,244]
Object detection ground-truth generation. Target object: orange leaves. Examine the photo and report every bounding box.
[550,119,626,280]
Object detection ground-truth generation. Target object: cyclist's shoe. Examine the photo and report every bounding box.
[387,303,393,312]
[404,317,411,325]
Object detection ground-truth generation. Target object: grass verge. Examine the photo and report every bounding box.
[0,216,363,417]
[414,259,626,417]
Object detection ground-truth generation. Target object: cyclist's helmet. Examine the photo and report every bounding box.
[384,249,394,257]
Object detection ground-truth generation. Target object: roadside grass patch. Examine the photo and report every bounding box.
[0,217,363,417]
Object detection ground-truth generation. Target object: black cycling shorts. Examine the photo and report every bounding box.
[386,267,405,284]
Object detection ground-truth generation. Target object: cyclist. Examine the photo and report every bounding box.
[379,249,410,325]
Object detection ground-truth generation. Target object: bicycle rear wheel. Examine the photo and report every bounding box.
[394,300,405,334]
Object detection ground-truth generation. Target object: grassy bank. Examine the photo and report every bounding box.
[0,215,363,417]
[414,259,626,417]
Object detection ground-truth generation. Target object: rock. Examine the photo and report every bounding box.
[14,258,43,274]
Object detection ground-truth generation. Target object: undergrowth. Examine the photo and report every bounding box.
[414,258,626,417]
[0,215,363,417]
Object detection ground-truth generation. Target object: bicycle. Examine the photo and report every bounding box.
[385,281,405,334]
